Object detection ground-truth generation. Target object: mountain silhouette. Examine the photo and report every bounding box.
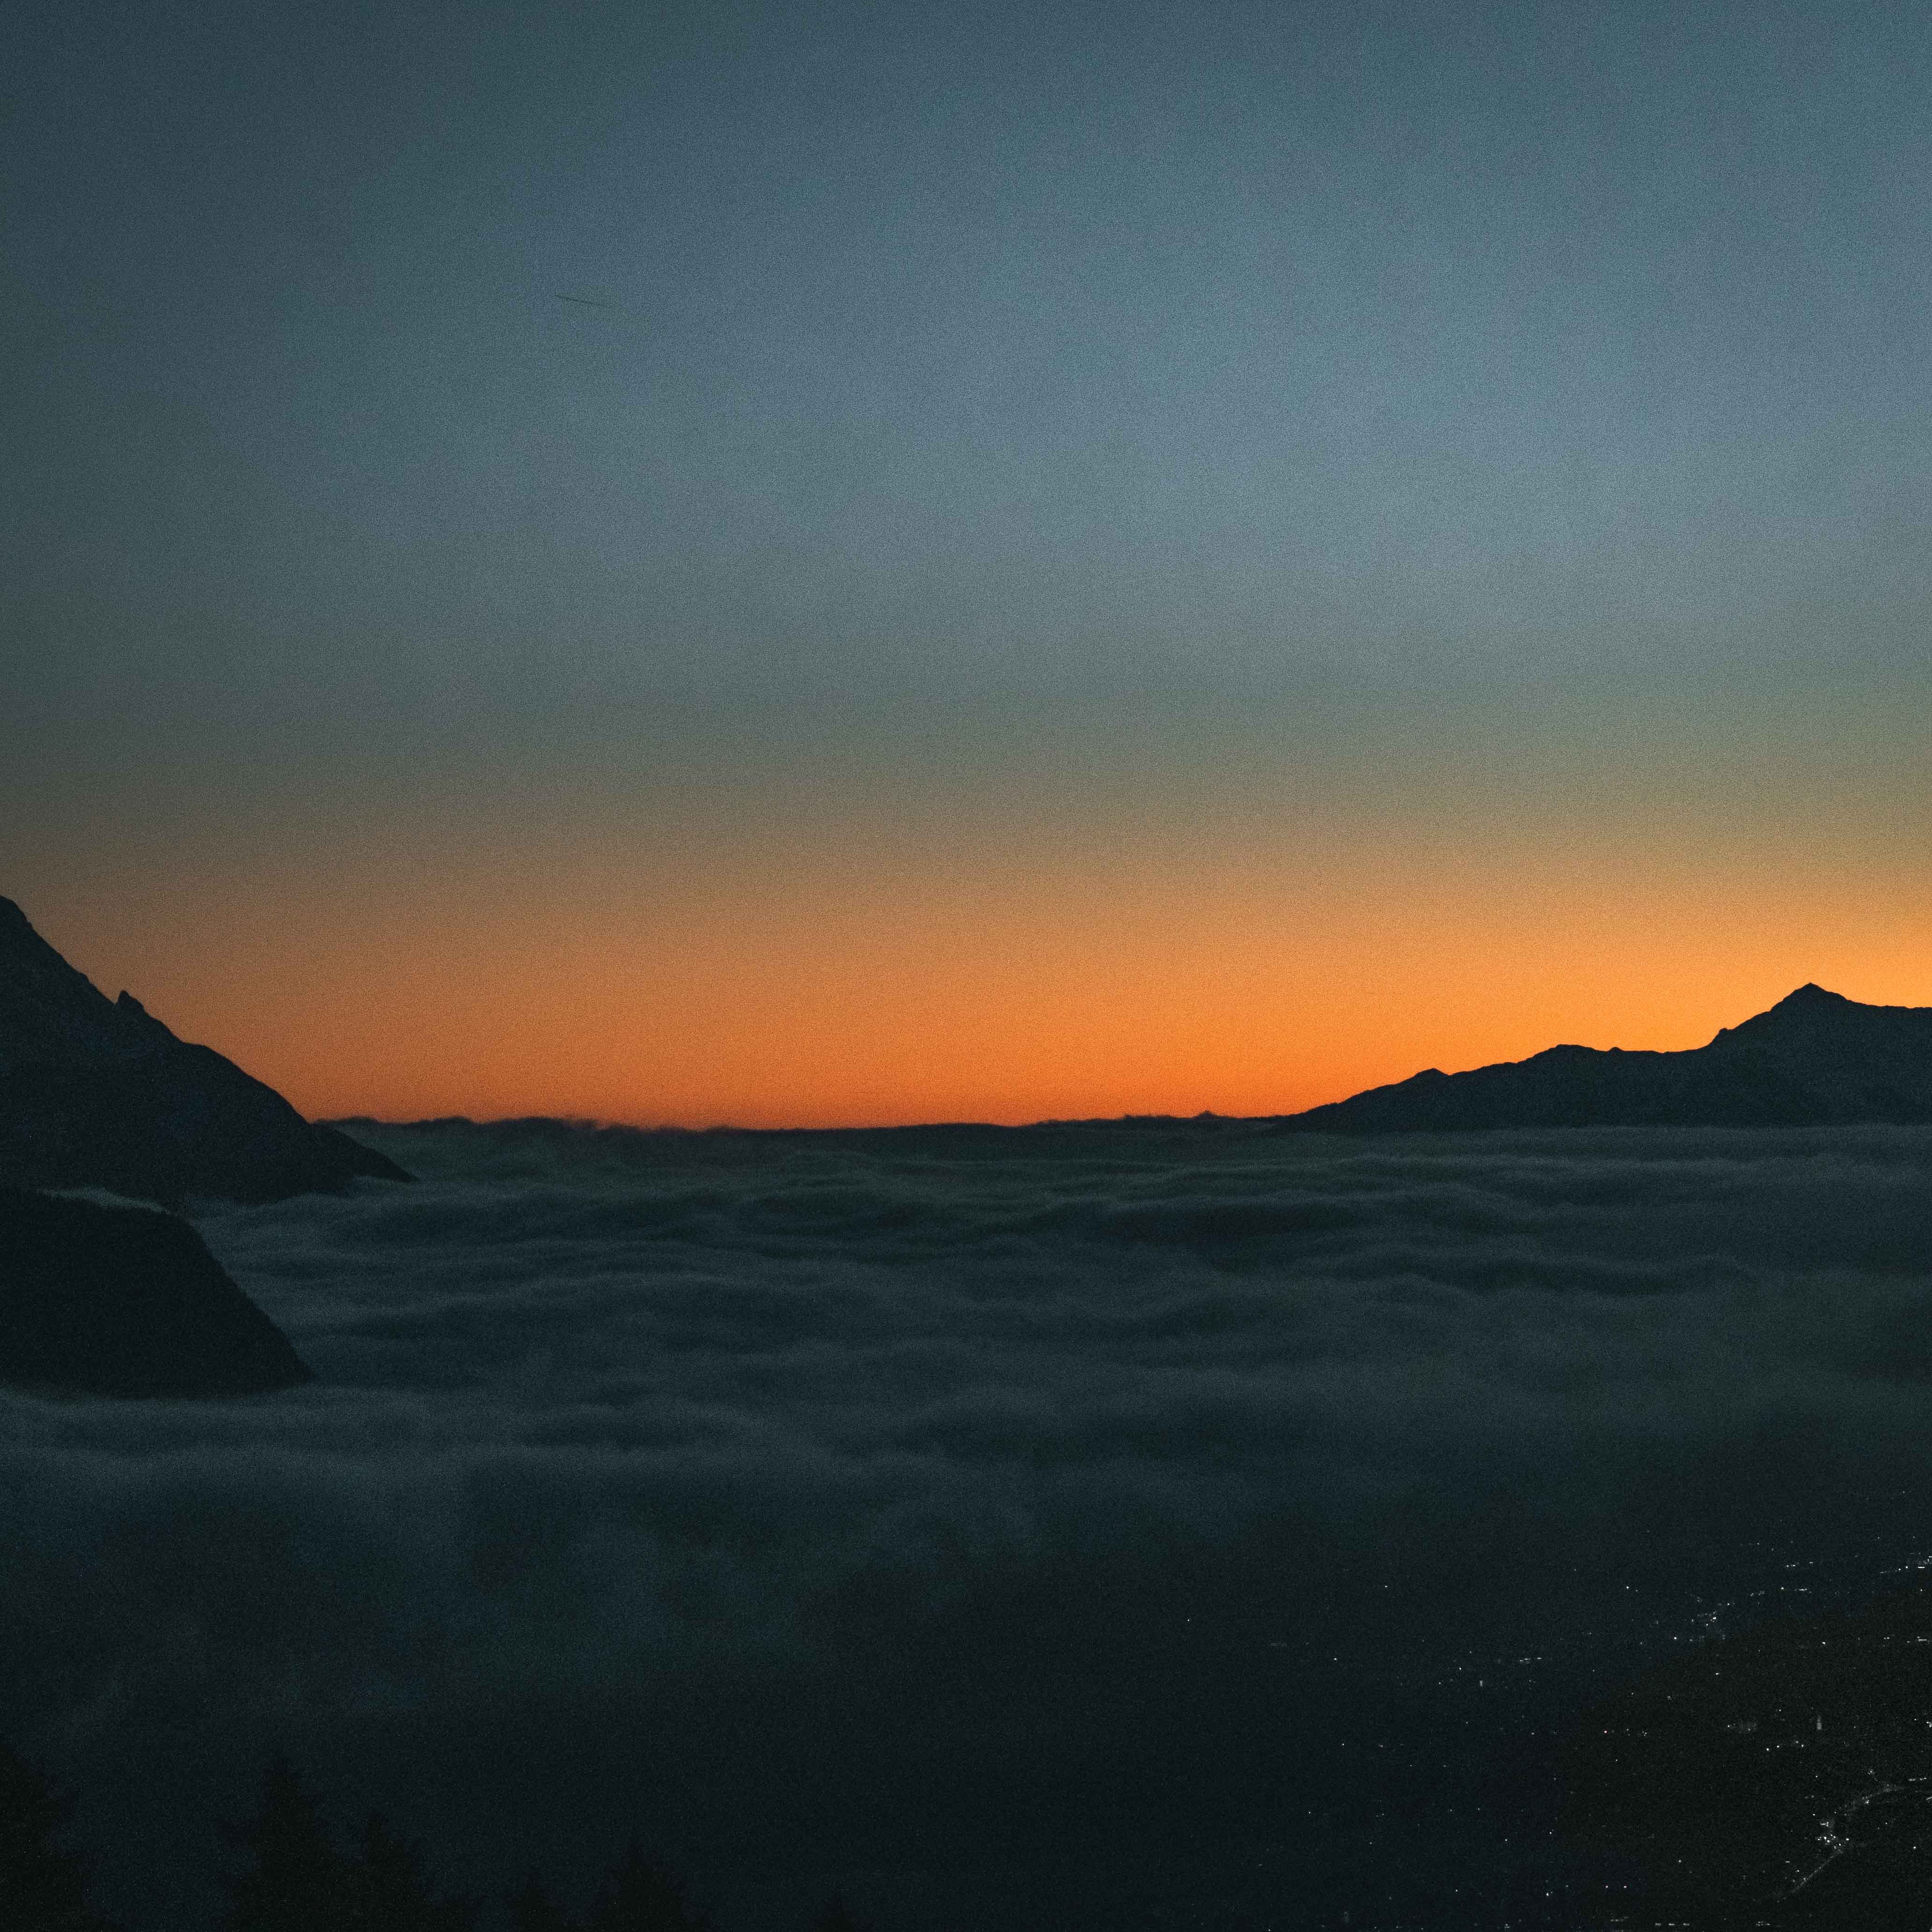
[0,1186,313,1397]
[0,897,410,1205]
[1278,984,1932,1133]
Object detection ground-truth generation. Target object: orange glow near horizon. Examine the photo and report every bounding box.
[29,816,1932,1129]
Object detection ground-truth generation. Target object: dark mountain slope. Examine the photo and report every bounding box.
[0,897,411,1204]
[1279,984,1932,1133]
[0,1186,312,1396]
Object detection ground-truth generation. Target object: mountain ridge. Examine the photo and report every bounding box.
[0,897,411,1204]
[1276,983,1932,1134]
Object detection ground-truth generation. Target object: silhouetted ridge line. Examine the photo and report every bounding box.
[0,896,412,1204]
[1276,985,1932,1134]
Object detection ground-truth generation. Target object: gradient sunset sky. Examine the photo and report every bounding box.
[5,0,1929,1127]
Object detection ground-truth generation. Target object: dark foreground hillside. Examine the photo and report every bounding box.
[0,1186,312,1397]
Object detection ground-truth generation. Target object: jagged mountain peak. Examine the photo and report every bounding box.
[0,899,142,1073]
[0,896,411,1204]
[1777,981,1844,1004]
[1281,983,1932,1134]
[1717,982,1918,1047]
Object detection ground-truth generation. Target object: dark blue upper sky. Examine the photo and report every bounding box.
[11,0,1928,713]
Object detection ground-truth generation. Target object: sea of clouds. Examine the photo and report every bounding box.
[7,1118,1932,1928]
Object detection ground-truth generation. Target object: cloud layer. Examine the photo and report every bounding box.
[8,1118,1932,1927]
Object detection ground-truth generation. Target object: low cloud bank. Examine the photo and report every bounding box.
[8,1119,1932,1927]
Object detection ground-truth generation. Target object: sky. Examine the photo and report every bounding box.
[5,0,1930,1126]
